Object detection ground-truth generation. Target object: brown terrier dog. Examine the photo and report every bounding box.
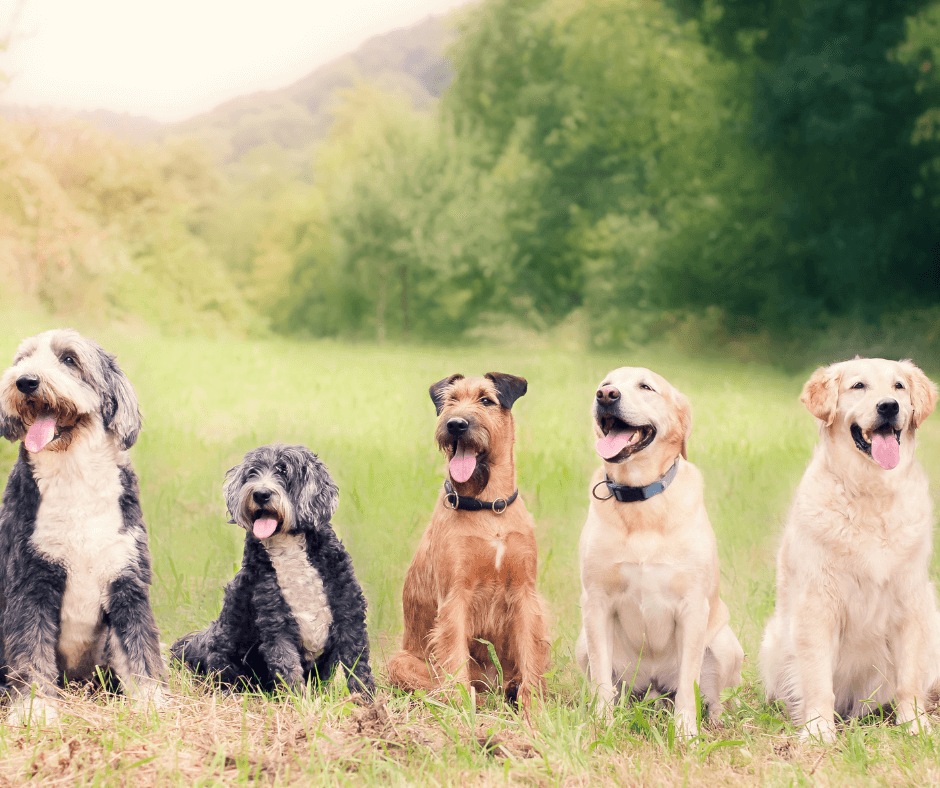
[386,373,550,710]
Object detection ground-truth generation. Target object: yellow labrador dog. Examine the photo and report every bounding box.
[576,367,743,736]
[761,358,940,741]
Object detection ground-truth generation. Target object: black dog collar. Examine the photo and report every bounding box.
[443,479,519,514]
[592,457,681,503]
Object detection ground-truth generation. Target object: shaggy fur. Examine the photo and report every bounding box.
[170,444,374,697]
[761,357,940,741]
[386,373,550,712]
[576,367,743,737]
[0,329,164,722]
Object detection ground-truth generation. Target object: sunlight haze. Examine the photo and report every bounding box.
[0,0,470,122]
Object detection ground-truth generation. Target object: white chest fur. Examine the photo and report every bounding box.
[263,532,333,662]
[612,562,681,657]
[29,426,137,670]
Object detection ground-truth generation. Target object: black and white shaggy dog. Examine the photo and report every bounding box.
[0,329,164,722]
[171,444,374,697]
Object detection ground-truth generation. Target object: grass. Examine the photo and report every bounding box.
[2,314,940,786]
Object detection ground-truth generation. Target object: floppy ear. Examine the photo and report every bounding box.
[294,449,340,530]
[484,373,528,410]
[222,462,243,524]
[800,365,841,427]
[0,412,25,443]
[672,388,693,460]
[429,374,464,415]
[97,349,142,450]
[900,360,938,430]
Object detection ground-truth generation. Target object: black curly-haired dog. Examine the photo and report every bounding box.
[171,444,374,697]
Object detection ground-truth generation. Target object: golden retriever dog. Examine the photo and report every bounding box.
[386,373,550,711]
[576,367,743,736]
[761,357,940,741]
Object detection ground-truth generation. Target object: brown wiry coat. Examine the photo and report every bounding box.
[386,374,549,709]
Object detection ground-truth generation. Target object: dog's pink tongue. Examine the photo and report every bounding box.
[596,430,631,460]
[450,445,477,483]
[25,417,56,454]
[871,433,900,470]
[253,518,278,539]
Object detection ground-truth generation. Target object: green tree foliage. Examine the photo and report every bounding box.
[284,84,532,342]
[0,119,255,334]
[668,0,940,325]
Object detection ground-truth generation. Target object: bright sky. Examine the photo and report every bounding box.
[0,0,471,122]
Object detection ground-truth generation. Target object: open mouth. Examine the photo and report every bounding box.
[447,438,484,484]
[23,413,77,454]
[851,423,901,470]
[595,416,656,462]
[251,510,281,539]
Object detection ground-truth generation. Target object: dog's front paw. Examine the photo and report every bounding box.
[131,681,168,711]
[674,708,699,740]
[895,700,932,735]
[800,715,836,744]
[8,695,60,726]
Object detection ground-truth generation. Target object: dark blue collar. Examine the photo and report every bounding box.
[593,457,681,503]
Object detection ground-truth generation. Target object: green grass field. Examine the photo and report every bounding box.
[2,313,940,786]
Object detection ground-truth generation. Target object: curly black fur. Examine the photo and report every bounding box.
[171,444,374,697]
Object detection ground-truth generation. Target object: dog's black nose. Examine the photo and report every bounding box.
[446,417,469,436]
[252,488,272,506]
[15,375,40,394]
[596,386,620,405]
[877,399,899,419]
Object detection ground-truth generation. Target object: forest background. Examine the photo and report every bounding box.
[2,2,940,783]
[3,0,940,364]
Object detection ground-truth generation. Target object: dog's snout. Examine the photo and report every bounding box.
[252,488,273,506]
[446,417,469,436]
[877,399,900,419]
[596,386,620,405]
[15,374,40,395]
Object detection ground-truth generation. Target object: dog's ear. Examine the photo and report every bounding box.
[800,365,841,427]
[0,412,26,443]
[484,373,527,410]
[97,348,142,450]
[294,448,340,530]
[672,388,693,460]
[899,360,938,430]
[222,462,243,524]
[429,374,464,415]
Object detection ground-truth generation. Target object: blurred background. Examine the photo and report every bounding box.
[1,0,938,368]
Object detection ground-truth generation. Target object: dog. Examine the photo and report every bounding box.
[576,367,743,736]
[171,443,374,697]
[0,329,164,722]
[386,373,549,711]
[760,357,940,741]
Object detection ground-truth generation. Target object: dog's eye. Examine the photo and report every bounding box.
[480,397,495,407]
[640,384,653,392]
[274,462,288,476]
[851,382,865,390]
[60,354,77,368]
[895,382,904,390]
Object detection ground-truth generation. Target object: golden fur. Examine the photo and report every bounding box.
[576,367,742,736]
[761,357,940,741]
[386,374,550,710]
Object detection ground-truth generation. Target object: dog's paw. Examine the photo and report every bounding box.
[126,680,168,711]
[8,695,60,726]
[800,716,836,744]
[895,702,932,735]
[674,709,699,740]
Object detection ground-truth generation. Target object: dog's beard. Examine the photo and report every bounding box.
[236,484,292,539]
